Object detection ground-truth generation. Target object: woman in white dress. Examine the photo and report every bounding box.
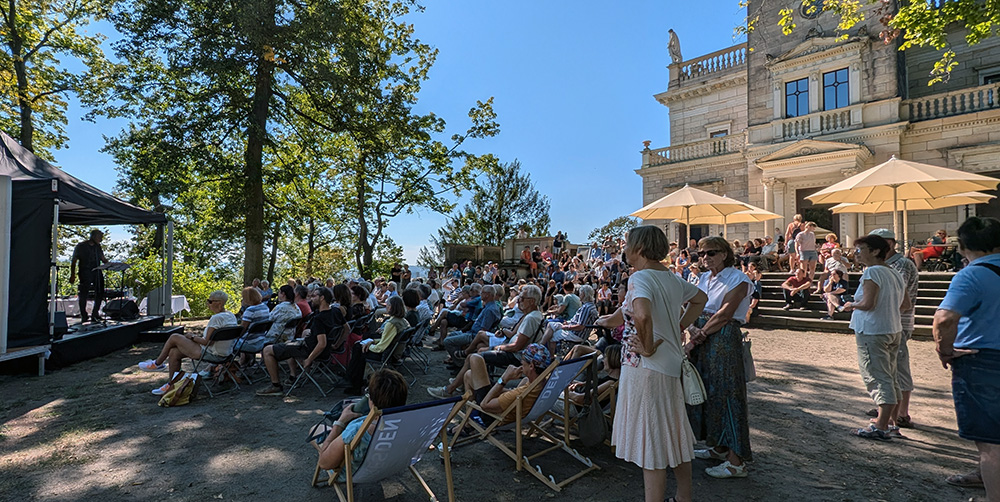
[598,225,707,502]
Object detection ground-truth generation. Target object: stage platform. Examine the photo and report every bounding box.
[47,316,165,370]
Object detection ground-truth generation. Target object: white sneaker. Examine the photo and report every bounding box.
[427,386,451,399]
[138,359,167,372]
[705,460,748,478]
[151,383,172,396]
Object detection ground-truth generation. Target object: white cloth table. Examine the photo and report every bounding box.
[138,295,191,315]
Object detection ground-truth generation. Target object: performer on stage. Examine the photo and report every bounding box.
[69,229,109,322]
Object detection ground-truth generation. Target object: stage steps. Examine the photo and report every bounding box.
[750,270,953,339]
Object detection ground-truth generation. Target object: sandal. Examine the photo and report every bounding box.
[895,415,913,428]
[945,472,984,488]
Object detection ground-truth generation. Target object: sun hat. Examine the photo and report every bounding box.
[869,228,896,240]
[520,343,552,368]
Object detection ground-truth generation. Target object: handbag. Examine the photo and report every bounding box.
[742,331,757,383]
[158,372,201,407]
[681,357,706,406]
[576,356,608,447]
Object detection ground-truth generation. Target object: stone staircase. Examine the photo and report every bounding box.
[750,271,954,339]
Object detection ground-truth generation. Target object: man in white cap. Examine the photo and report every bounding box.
[868,228,919,429]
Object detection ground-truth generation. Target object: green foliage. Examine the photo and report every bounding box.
[588,216,640,242]
[427,159,549,259]
[0,0,115,155]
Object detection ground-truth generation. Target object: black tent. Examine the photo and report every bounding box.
[0,132,166,349]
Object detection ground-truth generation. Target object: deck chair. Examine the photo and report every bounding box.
[543,360,619,447]
[311,396,467,502]
[448,356,600,492]
[190,325,246,397]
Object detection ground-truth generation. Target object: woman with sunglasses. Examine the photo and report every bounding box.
[138,290,238,395]
[686,236,755,479]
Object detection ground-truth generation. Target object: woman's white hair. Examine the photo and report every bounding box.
[577,284,595,303]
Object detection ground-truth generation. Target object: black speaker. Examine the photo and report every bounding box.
[53,311,68,339]
[105,299,140,321]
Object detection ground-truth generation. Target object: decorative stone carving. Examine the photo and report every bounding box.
[840,167,860,177]
[761,177,777,188]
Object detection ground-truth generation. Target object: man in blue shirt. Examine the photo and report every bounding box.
[440,285,502,363]
[934,216,1000,496]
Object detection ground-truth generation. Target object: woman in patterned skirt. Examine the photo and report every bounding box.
[598,225,707,502]
[686,236,755,478]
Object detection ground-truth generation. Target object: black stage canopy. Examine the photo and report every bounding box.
[2,131,166,348]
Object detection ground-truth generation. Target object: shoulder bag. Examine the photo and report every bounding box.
[681,357,706,405]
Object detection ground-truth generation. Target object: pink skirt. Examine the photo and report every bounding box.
[611,364,695,470]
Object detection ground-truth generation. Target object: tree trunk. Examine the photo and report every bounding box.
[266,220,278,283]
[306,217,316,277]
[6,8,33,152]
[241,0,276,287]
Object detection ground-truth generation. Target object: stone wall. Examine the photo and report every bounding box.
[907,34,1000,99]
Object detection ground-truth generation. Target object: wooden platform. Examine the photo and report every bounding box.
[0,345,50,376]
[47,316,165,369]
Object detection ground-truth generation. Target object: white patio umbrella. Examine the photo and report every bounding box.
[684,201,782,239]
[807,156,1000,250]
[631,184,749,245]
[830,192,995,251]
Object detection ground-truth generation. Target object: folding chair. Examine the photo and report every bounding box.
[236,320,274,383]
[367,326,417,386]
[404,319,431,374]
[448,356,600,492]
[285,324,348,398]
[312,396,467,502]
[190,325,246,398]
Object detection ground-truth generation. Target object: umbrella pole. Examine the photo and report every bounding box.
[686,206,691,248]
[892,185,900,251]
[723,215,728,240]
[902,200,909,256]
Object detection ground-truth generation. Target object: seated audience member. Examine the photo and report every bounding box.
[427,285,545,398]
[239,285,301,363]
[430,283,482,348]
[551,266,565,285]
[139,290,238,395]
[759,235,778,271]
[819,233,840,262]
[349,285,370,320]
[240,286,270,333]
[541,279,559,310]
[909,229,948,270]
[430,344,552,428]
[413,283,435,324]
[821,269,850,320]
[256,287,339,396]
[740,238,762,271]
[401,289,422,327]
[341,296,409,395]
[596,282,613,316]
[781,267,813,310]
[315,369,408,478]
[562,344,621,408]
[814,248,851,295]
[546,281,581,321]
[687,264,701,286]
[442,285,503,363]
[746,261,762,318]
[259,280,274,302]
[295,285,313,318]
[538,284,598,352]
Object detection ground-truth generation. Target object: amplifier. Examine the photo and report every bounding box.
[104,299,140,321]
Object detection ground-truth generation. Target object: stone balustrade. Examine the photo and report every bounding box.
[675,43,747,83]
[901,82,1000,122]
[643,134,745,167]
[775,104,862,140]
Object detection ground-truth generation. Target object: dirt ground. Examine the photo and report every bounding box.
[0,323,987,502]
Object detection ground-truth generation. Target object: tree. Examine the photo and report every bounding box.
[744,0,1000,84]
[588,216,640,242]
[107,0,448,285]
[428,159,550,259]
[0,0,114,155]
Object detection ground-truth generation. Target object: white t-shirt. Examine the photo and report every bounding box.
[514,310,546,345]
[824,256,849,274]
[622,269,701,378]
[697,267,754,324]
[204,311,238,357]
[849,265,904,335]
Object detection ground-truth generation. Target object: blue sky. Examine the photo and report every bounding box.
[54,0,746,264]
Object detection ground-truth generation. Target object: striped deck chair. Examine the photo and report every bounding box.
[447,355,600,492]
[312,395,467,502]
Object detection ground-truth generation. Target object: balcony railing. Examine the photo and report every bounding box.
[902,82,1000,122]
[775,104,863,140]
[676,43,747,83]
[643,134,745,167]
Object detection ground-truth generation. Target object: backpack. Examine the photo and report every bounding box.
[158,372,201,407]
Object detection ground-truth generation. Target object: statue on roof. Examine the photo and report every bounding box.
[668,29,683,64]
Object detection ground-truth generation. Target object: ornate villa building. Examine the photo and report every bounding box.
[639,0,1000,246]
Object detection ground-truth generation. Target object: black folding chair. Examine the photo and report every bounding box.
[285,324,348,398]
[190,325,246,397]
[236,320,274,383]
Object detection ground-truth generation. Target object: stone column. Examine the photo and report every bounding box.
[839,167,861,245]
[762,177,776,237]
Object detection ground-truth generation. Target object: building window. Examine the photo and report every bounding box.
[709,130,728,138]
[985,73,1000,85]
[785,78,809,118]
[823,68,849,110]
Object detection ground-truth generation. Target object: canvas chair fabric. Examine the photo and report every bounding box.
[448,355,600,492]
[312,396,467,502]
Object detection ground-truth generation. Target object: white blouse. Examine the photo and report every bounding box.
[697,267,754,324]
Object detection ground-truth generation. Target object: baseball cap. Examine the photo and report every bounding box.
[869,228,895,240]
[520,343,553,368]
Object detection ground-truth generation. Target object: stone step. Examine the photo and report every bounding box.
[756,305,935,325]
[759,292,944,304]
[750,315,933,339]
